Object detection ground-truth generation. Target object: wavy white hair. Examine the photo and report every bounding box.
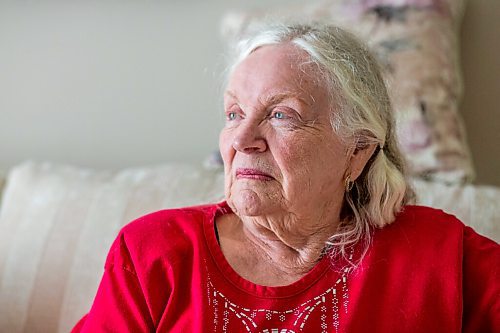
[227,22,414,266]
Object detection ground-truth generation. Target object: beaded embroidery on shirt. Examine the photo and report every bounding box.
[206,266,351,333]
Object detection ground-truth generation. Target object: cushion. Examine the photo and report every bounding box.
[221,0,474,183]
[0,161,224,333]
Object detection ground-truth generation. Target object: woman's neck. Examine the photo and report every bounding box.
[216,212,339,286]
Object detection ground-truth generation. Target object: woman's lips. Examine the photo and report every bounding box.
[235,168,274,181]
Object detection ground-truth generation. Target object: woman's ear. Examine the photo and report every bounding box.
[347,143,378,182]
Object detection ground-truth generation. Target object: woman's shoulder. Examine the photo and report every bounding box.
[376,204,498,251]
[397,204,462,223]
[358,206,499,332]
[105,202,223,270]
[390,204,465,235]
[121,202,220,238]
[370,205,464,253]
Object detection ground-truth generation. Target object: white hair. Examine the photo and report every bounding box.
[227,22,414,266]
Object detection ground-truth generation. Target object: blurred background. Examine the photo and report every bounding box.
[0,0,498,186]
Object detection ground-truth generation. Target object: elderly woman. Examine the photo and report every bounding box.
[72,23,499,332]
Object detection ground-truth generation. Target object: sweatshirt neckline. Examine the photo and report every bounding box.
[203,201,333,299]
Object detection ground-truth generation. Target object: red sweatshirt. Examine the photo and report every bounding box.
[72,203,499,332]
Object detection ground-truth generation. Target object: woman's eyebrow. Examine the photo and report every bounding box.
[224,90,311,107]
[261,92,311,107]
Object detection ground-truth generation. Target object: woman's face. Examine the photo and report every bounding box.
[220,43,351,218]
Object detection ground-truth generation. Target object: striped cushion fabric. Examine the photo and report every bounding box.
[0,161,224,333]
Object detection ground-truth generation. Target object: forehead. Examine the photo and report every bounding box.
[226,43,326,103]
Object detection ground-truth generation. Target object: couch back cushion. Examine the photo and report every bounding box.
[0,161,224,333]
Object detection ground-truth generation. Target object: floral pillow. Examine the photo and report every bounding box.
[221,0,473,184]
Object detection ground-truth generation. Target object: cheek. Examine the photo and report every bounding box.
[272,138,315,186]
[276,135,347,185]
[277,134,322,166]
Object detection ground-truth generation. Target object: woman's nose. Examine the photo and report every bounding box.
[232,121,267,154]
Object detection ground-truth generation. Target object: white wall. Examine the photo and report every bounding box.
[1,0,499,185]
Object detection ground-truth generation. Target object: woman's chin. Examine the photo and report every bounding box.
[228,189,277,217]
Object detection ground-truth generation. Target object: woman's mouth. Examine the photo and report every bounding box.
[235,168,274,181]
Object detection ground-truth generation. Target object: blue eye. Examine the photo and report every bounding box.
[227,112,237,121]
[273,111,285,119]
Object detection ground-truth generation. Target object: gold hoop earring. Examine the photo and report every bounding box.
[345,175,354,192]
